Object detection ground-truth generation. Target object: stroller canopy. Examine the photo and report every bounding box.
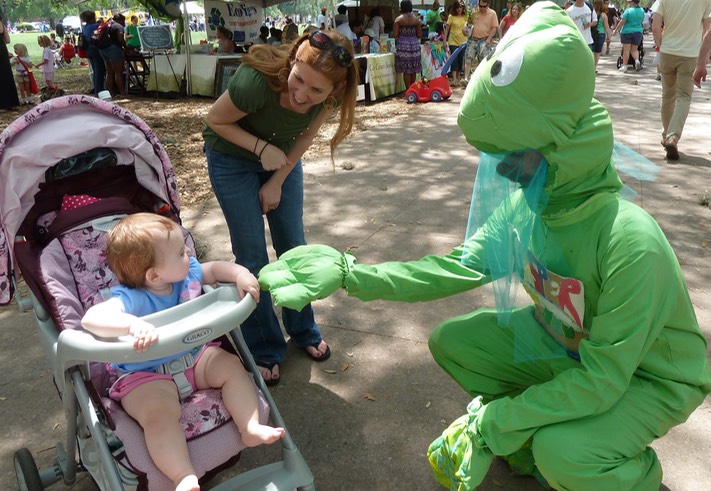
[0,96,182,305]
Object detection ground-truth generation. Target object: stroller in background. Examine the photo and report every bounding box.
[616,38,646,69]
[0,96,314,490]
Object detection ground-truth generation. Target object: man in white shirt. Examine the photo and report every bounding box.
[566,0,597,49]
[317,7,328,30]
[652,0,711,160]
[335,19,363,40]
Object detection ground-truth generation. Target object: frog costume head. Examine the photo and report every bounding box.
[459,1,624,325]
[458,1,623,214]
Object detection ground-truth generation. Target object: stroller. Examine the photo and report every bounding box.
[616,38,646,69]
[0,96,314,490]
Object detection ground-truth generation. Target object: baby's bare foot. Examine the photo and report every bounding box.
[175,473,199,491]
[241,423,285,447]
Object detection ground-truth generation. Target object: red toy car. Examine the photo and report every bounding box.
[405,75,453,103]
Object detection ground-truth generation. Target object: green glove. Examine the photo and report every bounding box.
[258,244,356,311]
[427,396,494,490]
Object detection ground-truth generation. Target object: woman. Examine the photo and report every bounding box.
[443,1,468,85]
[99,14,127,97]
[203,31,358,385]
[365,7,386,38]
[0,7,20,111]
[393,0,422,89]
[216,25,235,53]
[613,0,644,73]
[592,0,611,72]
[498,2,521,39]
[80,10,106,95]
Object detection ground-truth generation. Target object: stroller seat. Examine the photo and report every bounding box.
[0,96,315,491]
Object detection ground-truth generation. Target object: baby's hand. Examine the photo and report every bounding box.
[128,318,158,352]
[236,270,260,303]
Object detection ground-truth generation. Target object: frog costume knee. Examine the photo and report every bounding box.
[259,2,711,489]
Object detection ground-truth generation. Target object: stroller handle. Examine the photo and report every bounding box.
[56,285,256,372]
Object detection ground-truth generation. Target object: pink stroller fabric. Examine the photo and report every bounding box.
[0,95,180,306]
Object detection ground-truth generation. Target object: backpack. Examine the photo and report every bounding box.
[91,20,113,49]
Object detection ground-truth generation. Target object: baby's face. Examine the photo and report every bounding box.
[152,225,191,284]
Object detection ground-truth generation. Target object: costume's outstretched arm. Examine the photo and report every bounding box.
[259,244,488,311]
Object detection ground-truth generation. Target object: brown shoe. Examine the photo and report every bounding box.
[664,139,679,160]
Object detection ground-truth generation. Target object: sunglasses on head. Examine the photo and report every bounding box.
[309,31,353,68]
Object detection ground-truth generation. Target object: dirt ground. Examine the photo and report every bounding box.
[0,64,428,206]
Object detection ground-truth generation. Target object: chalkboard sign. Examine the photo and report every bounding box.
[137,25,174,51]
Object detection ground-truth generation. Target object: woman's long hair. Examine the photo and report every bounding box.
[243,31,358,162]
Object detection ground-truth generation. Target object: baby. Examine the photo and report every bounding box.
[82,213,284,491]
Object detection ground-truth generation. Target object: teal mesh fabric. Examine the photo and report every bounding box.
[462,151,549,326]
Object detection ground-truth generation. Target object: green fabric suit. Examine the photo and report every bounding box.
[259,3,711,489]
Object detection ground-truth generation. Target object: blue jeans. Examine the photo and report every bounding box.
[87,47,106,93]
[206,145,322,365]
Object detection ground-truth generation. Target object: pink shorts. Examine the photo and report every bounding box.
[108,342,218,401]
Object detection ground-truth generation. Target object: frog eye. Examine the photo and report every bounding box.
[490,43,524,87]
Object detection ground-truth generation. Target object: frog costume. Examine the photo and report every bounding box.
[259,2,711,489]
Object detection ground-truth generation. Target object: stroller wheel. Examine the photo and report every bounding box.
[14,448,43,491]
[616,57,623,69]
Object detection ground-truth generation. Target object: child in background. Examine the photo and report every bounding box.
[35,35,55,88]
[433,21,445,41]
[9,43,32,105]
[81,213,285,491]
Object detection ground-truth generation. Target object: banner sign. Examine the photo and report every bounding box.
[367,54,405,100]
[205,1,263,44]
[421,42,448,80]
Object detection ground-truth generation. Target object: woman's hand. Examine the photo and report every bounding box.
[259,178,283,214]
[259,143,290,171]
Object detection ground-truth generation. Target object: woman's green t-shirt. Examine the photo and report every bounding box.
[202,64,321,161]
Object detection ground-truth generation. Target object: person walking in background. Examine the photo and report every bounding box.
[394,0,422,89]
[443,1,468,86]
[592,0,611,72]
[566,0,597,50]
[692,25,711,87]
[0,7,20,111]
[498,2,521,40]
[463,0,499,85]
[612,0,644,73]
[202,31,358,386]
[80,10,105,95]
[605,4,618,54]
[652,0,711,160]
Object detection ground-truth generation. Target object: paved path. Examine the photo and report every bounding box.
[1,38,709,490]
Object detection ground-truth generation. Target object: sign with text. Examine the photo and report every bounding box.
[137,24,174,51]
[205,1,263,44]
[367,54,405,100]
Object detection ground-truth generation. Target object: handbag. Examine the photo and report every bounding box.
[17,58,40,95]
[589,7,600,44]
